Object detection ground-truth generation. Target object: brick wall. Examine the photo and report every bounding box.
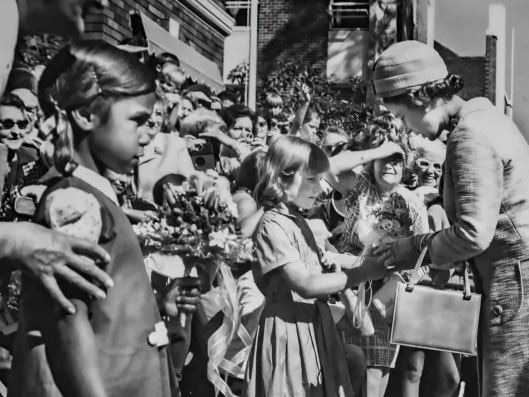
[484,35,497,103]
[257,0,329,85]
[435,42,486,100]
[84,0,227,69]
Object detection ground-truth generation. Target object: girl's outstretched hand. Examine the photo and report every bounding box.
[3,222,113,314]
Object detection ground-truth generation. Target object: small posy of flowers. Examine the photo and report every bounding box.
[355,192,415,247]
[133,178,254,266]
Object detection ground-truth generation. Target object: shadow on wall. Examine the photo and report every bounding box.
[259,0,330,81]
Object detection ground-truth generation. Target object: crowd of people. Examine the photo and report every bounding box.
[0,1,529,397]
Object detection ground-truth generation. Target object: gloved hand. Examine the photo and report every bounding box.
[370,233,432,271]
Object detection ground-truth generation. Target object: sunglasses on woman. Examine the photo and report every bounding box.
[415,158,443,175]
[0,119,29,130]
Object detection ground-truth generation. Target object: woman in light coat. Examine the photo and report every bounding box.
[371,40,529,397]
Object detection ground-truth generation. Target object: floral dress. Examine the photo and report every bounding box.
[337,172,428,368]
[244,205,354,397]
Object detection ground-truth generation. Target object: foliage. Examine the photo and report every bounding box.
[15,34,67,69]
[227,61,249,86]
[258,57,373,137]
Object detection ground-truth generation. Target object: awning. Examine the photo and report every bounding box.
[140,13,224,93]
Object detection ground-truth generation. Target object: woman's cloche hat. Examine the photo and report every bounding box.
[373,40,448,98]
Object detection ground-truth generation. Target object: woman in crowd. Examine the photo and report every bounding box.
[212,104,256,178]
[244,135,385,397]
[136,95,194,204]
[371,39,529,397]
[328,114,429,397]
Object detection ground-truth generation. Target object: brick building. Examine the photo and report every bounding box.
[253,0,415,87]
[84,0,234,92]
[222,0,489,104]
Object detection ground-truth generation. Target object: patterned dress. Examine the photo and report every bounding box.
[244,204,354,397]
[337,172,428,367]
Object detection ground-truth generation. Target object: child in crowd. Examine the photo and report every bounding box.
[244,135,384,397]
[9,41,178,397]
[264,92,289,138]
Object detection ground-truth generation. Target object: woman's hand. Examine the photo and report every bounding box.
[3,222,113,314]
[370,236,423,271]
[183,135,207,152]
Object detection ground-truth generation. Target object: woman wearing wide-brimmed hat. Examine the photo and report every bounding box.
[370,40,529,397]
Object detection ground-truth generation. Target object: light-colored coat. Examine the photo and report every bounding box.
[428,97,529,396]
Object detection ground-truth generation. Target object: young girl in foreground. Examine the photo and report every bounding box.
[9,41,176,397]
[244,136,384,397]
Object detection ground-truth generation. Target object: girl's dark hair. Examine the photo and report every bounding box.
[6,67,36,93]
[235,149,266,192]
[220,104,255,130]
[0,93,25,111]
[384,74,464,107]
[156,52,180,68]
[38,40,156,175]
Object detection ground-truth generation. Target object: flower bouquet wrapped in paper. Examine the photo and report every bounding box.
[355,192,425,324]
[134,173,256,397]
[133,175,254,324]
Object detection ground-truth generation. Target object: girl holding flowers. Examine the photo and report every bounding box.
[244,135,385,397]
[10,41,183,397]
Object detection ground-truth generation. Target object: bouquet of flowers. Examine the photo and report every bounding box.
[355,192,415,247]
[134,175,256,397]
[134,180,254,265]
[355,192,421,323]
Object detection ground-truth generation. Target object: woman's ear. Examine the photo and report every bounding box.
[70,108,95,132]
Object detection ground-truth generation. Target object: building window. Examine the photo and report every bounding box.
[226,0,250,27]
[169,18,180,39]
[329,1,370,30]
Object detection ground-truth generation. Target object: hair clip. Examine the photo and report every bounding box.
[89,63,103,95]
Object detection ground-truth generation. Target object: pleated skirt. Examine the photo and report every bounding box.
[243,300,355,397]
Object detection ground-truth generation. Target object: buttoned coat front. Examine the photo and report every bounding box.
[426,98,529,397]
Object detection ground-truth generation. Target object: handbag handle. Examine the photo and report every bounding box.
[405,247,473,300]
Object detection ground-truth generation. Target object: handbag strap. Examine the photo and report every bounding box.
[406,247,473,300]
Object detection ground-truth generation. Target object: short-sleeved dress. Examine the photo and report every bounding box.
[9,172,176,397]
[337,172,428,368]
[243,205,354,397]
